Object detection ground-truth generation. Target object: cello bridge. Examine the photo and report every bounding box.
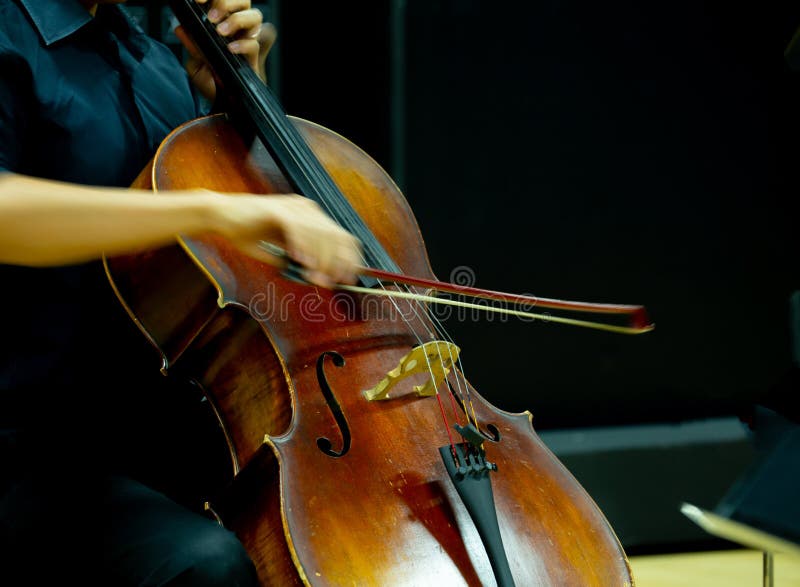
[363,341,460,401]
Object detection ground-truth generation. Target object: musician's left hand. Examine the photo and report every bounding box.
[175,0,277,101]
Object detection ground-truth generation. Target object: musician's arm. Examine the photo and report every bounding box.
[0,173,215,266]
[0,173,359,286]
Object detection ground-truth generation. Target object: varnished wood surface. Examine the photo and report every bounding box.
[109,114,634,585]
[630,550,800,586]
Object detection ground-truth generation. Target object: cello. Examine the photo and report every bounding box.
[105,1,648,584]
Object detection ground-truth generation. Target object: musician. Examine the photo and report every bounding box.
[0,0,359,583]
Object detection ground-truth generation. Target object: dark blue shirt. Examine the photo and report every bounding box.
[0,0,202,477]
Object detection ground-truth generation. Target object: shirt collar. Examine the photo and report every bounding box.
[18,0,93,46]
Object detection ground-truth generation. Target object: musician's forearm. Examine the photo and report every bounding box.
[0,173,216,266]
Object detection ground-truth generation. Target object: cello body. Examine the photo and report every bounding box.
[106,113,634,586]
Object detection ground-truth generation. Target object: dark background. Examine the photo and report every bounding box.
[129,0,799,551]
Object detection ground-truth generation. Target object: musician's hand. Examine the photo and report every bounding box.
[211,193,362,288]
[176,0,277,101]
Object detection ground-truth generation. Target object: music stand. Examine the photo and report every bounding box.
[681,406,800,587]
[681,503,800,587]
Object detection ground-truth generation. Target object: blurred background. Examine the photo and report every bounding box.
[128,0,799,555]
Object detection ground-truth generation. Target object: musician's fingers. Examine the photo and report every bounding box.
[204,0,251,23]
[227,39,261,69]
[259,21,277,53]
[215,9,263,39]
[257,22,277,82]
[329,235,362,286]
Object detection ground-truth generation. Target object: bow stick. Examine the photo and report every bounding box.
[260,242,655,335]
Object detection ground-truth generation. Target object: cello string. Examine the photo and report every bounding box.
[387,284,486,435]
[347,268,474,432]
[381,280,471,452]
[395,285,473,429]
[359,281,464,452]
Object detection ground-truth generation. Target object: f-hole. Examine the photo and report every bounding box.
[315,351,351,457]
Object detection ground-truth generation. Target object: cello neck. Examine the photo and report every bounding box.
[168,0,399,276]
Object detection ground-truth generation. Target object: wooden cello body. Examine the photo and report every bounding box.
[107,114,633,586]
[106,2,636,584]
